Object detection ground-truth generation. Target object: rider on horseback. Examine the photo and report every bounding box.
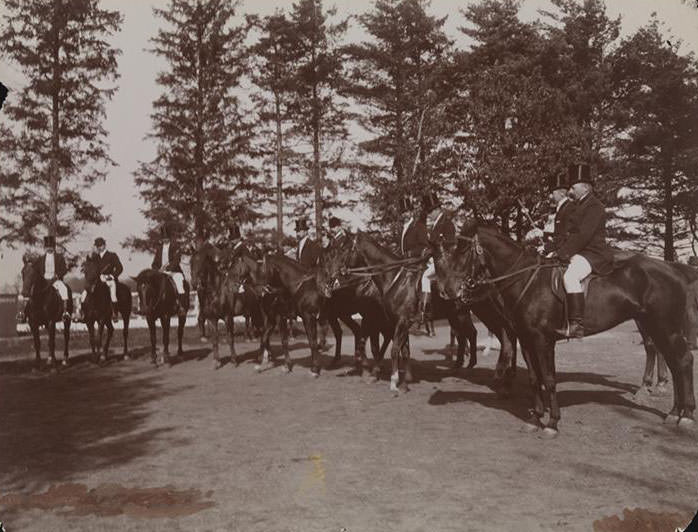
[295,218,321,268]
[328,216,348,243]
[544,173,575,256]
[82,237,123,320]
[548,164,614,339]
[36,235,72,321]
[152,224,188,312]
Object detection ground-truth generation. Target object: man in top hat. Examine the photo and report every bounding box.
[428,192,456,246]
[152,224,188,310]
[82,237,123,319]
[400,196,430,258]
[328,216,348,243]
[295,218,321,268]
[228,222,248,258]
[549,163,613,339]
[35,235,72,320]
[544,172,575,256]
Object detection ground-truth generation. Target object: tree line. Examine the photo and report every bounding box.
[1,0,697,261]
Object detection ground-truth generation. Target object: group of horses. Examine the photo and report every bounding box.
[19,220,698,438]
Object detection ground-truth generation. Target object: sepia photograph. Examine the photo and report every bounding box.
[1,0,698,530]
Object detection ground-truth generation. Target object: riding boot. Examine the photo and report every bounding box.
[111,301,119,321]
[555,293,585,339]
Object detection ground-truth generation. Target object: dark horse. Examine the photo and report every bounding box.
[133,269,189,366]
[326,232,487,394]
[81,255,132,363]
[20,259,72,368]
[258,254,341,377]
[190,242,263,369]
[316,234,393,379]
[438,220,697,436]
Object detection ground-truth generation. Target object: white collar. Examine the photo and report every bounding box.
[555,197,569,213]
[99,250,106,258]
[233,240,243,250]
[432,211,444,227]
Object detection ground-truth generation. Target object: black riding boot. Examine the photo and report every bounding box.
[178,294,189,314]
[555,293,585,339]
[111,301,120,321]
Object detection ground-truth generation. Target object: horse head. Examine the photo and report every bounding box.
[190,242,219,291]
[133,269,161,315]
[82,254,101,293]
[316,232,358,297]
[21,259,40,298]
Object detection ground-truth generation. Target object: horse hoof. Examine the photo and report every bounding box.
[310,370,320,379]
[521,423,540,433]
[652,383,670,396]
[466,359,477,369]
[678,417,695,430]
[213,361,222,370]
[62,360,68,367]
[123,354,131,361]
[541,428,559,439]
[664,414,680,425]
[283,366,291,374]
[399,384,410,393]
[254,364,264,373]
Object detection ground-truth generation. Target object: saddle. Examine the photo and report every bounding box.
[551,248,639,302]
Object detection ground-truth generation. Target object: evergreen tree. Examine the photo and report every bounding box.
[0,0,122,247]
[132,0,258,252]
[344,0,453,234]
[611,17,698,260]
[284,0,351,239]
[250,11,300,250]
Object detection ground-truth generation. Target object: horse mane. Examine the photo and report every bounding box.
[267,253,309,274]
[357,231,400,260]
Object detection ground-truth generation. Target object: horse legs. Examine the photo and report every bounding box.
[446,314,466,370]
[146,317,157,365]
[302,313,321,377]
[62,315,70,366]
[518,338,546,432]
[87,320,97,361]
[176,314,185,359]
[256,311,275,372]
[463,313,478,369]
[47,321,57,368]
[326,314,344,369]
[637,320,668,395]
[31,322,41,369]
[102,320,114,363]
[534,335,560,438]
[389,320,409,393]
[122,311,130,360]
[279,313,292,373]
[226,315,238,367]
[211,317,222,370]
[339,313,366,374]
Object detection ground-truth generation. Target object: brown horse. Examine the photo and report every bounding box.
[20,260,72,369]
[316,234,393,379]
[438,220,697,437]
[190,242,263,369]
[133,269,189,366]
[81,254,132,363]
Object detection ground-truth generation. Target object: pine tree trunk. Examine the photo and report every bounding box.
[49,0,61,238]
[663,152,675,261]
[313,96,322,240]
[275,95,284,251]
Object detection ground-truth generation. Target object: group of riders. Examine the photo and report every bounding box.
[19,162,618,343]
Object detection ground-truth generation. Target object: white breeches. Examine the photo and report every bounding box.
[100,274,118,302]
[563,254,592,293]
[53,280,69,300]
[421,258,436,293]
[166,272,186,294]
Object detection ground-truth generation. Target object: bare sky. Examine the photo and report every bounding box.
[1,0,698,288]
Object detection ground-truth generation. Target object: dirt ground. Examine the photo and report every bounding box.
[0,320,697,532]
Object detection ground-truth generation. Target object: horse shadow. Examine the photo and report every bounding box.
[0,364,192,521]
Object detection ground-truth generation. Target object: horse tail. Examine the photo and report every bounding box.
[684,278,698,350]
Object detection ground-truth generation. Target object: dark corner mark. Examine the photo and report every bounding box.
[682,511,698,532]
[0,81,8,110]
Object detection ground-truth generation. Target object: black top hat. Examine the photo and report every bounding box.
[423,191,440,212]
[94,237,106,247]
[44,235,56,248]
[399,197,414,213]
[0,82,8,110]
[568,164,592,185]
[328,216,342,229]
[229,223,241,240]
[547,173,569,192]
[159,224,171,239]
[295,218,309,232]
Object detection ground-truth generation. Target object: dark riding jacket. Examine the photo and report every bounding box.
[401,215,430,258]
[544,198,575,254]
[152,242,182,273]
[35,253,68,280]
[429,211,456,245]
[297,237,321,268]
[94,251,123,278]
[556,193,614,275]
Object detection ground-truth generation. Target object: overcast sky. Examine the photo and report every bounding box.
[1,0,698,288]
